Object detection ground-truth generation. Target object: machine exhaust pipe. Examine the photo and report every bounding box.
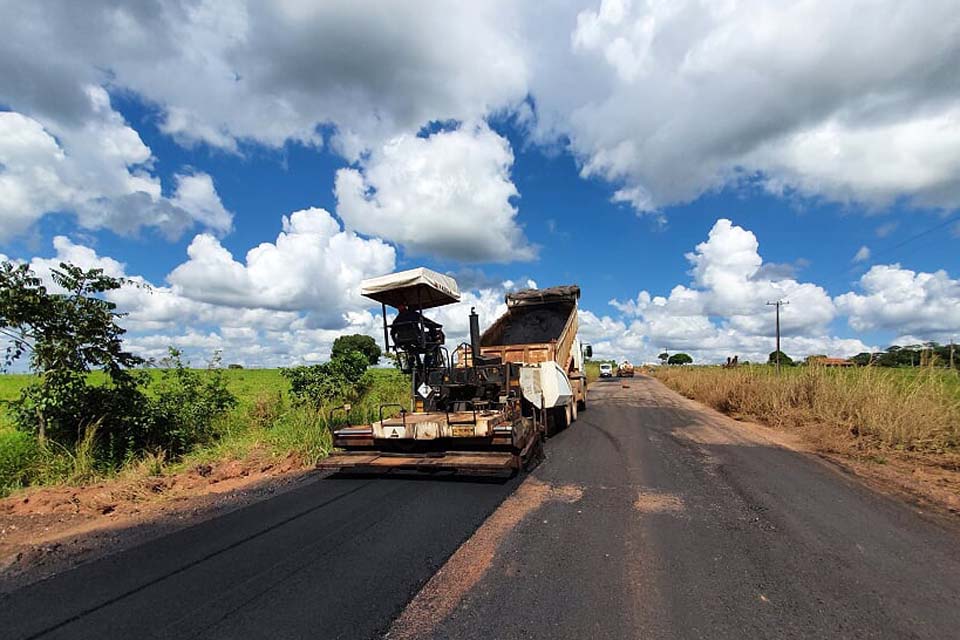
[469,307,481,362]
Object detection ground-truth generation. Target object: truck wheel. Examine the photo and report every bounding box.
[577,395,587,412]
[546,406,569,437]
[523,436,545,470]
[558,405,571,431]
[544,409,556,438]
[570,399,578,422]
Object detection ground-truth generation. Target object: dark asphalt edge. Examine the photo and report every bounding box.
[0,467,336,596]
[15,479,374,640]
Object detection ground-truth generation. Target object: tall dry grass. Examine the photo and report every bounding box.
[655,365,960,455]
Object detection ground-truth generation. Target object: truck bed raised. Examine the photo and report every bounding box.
[479,286,579,369]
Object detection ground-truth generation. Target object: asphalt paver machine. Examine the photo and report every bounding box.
[319,267,543,475]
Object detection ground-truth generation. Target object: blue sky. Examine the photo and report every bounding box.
[1,1,959,366]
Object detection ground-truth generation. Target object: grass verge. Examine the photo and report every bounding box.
[655,365,960,461]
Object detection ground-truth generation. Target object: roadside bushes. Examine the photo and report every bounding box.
[148,349,237,457]
[0,349,239,496]
[0,260,239,478]
[281,351,370,407]
[8,350,237,467]
[2,261,155,466]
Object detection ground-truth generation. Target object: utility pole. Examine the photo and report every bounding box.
[766,300,789,373]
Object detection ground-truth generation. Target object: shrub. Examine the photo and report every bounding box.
[281,351,370,407]
[148,349,238,456]
[14,376,155,465]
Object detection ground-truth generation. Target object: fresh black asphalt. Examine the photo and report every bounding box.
[0,472,519,639]
[2,376,959,639]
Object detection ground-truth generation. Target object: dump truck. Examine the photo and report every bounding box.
[479,285,588,435]
[617,361,635,377]
[320,269,589,475]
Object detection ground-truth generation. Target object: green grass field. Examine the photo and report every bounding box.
[0,367,410,496]
[0,368,284,429]
[0,367,408,419]
[1,368,291,405]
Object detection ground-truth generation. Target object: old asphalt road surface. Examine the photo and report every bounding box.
[3,376,959,639]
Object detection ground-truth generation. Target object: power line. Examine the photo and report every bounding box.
[809,211,960,297]
[868,211,960,262]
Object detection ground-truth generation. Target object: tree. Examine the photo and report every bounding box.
[281,351,372,408]
[858,344,957,368]
[1,261,149,449]
[1,262,237,463]
[850,352,874,366]
[1,262,142,375]
[331,334,381,366]
[667,353,693,365]
[768,350,794,366]
[658,352,669,365]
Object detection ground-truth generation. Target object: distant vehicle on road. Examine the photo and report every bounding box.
[617,361,634,377]
[599,363,613,378]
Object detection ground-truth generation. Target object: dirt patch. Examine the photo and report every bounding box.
[633,490,685,515]
[386,477,582,640]
[0,449,318,593]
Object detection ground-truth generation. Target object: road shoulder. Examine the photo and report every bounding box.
[650,375,960,526]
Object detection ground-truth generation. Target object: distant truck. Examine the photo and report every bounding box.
[617,361,635,377]
[480,285,588,435]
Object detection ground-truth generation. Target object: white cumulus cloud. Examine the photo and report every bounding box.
[4,0,959,239]
[527,0,960,213]
[0,88,232,240]
[335,123,536,262]
[835,265,960,342]
[0,1,528,157]
[167,207,395,324]
[607,218,870,363]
